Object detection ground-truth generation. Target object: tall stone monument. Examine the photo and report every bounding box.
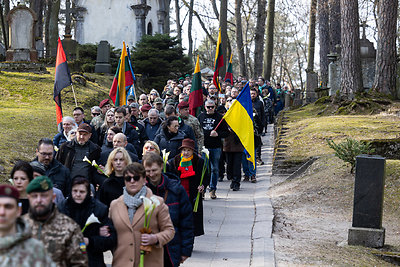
[304,70,318,103]
[6,5,38,62]
[348,155,386,248]
[95,40,111,74]
[131,2,151,42]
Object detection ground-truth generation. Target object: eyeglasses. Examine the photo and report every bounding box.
[38,151,53,157]
[206,106,215,109]
[151,93,157,96]
[124,175,141,182]
[92,113,100,116]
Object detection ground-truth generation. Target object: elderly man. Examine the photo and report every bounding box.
[31,138,71,196]
[138,93,148,107]
[177,101,204,151]
[23,176,88,266]
[53,116,77,148]
[73,107,98,144]
[56,123,101,185]
[112,133,139,162]
[142,108,163,141]
[0,184,57,266]
[127,95,135,105]
[91,99,112,131]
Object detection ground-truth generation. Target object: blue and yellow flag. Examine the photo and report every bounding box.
[222,82,255,168]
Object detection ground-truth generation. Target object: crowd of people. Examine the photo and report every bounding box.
[0,75,286,266]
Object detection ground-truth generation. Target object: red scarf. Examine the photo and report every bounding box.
[178,155,195,196]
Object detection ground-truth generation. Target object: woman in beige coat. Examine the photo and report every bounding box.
[109,162,175,267]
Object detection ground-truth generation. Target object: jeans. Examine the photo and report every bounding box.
[208,147,222,191]
[242,151,256,176]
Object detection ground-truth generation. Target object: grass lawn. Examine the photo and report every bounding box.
[0,68,112,182]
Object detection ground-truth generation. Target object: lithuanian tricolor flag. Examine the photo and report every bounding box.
[189,55,203,116]
[213,29,223,92]
[109,42,135,106]
[224,53,233,85]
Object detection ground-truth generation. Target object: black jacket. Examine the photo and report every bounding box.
[58,195,117,267]
[56,139,101,185]
[252,97,265,133]
[97,173,125,208]
[154,128,186,160]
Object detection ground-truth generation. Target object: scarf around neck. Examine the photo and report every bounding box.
[123,185,147,223]
[178,154,195,178]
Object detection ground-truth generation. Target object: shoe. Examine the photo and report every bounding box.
[251,175,257,183]
[257,159,264,165]
[243,175,250,182]
[232,185,240,191]
[230,183,234,189]
[210,190,216,199]
[218,177,223,182]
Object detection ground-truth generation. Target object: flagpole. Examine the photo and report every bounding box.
[71,84,78,107]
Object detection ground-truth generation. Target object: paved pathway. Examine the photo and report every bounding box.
[182,125,275,267]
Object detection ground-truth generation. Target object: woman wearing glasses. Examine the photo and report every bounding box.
[109,162,174,267]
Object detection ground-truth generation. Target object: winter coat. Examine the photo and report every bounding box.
[56,139,101,185]
[223,130,244,153]
[31,158,71,196]
[143,117,163,141]
[58,196,117,267]
[252,97,265,133]
[53,132,68,148]
[97,173,125,208]
[147,174,194,267]
[154,128,186,160]
[122,121,141,154]
[168,153,210,236]
[109,188,175,267]
[0,218,57,267]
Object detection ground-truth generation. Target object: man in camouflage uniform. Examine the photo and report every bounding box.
[178,101,204,152]
[0,184,56,267]
[23,176,88,267]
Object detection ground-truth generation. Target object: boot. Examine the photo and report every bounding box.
[251,175,257,183]
[209,190,216,199]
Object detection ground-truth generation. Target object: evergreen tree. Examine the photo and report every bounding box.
[133,34,193,91]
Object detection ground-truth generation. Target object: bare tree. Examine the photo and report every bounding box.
[306,0,317,72]
[329,0,341,53]
[29,0,44,41]
[175,0,182,45]
[219,0,228,75]
[372,0,398,97]
[318,0,329,87]
[188,0,194,63]
[263,0,275,81]
[235,0,246,77]
[254,0,266,78]
[340,0,362,99]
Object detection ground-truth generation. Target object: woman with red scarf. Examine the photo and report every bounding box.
[168,138,210,237]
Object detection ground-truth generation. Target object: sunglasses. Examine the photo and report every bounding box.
[92,113,100,116]
[206,106,215,109]
[124,175,141,182]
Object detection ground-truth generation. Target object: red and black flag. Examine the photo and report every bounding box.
[213,28,223,92]
[53,37,72,126]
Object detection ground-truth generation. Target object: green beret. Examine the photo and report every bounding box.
[26,176,53,194]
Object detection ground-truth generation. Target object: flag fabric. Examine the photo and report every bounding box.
[189,55,203,116]
[224,53,233,85]
[212,29,223,92]
[126,46,136,100]
[222,82,255,168]
[53,37,72,126]
[109,42,134,106]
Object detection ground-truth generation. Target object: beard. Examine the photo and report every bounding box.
[30,202,53,219]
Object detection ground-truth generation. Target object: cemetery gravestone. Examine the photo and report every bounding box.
[304,71,318,103]
[6,5,38,62]
[95,40,111,73]
[348,154,385,248]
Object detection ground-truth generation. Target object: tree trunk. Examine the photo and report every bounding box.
[30,0,44,40]
[188,0,194,64]
[4,0,9,44]
[175,0,182,45]
[211,0,219,19]
[263,0,275,81]
[254,0,267,78]
[372,0,398,97]
[235,0,246,77]
[49,0,60,57]
[219,0,228,76]
[329,0,341,53]
[340,0,362,99]
[44,0,51,57]
[318,0,329,87]
[306,0,317,72]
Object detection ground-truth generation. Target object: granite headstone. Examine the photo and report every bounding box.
[95,40,111,73]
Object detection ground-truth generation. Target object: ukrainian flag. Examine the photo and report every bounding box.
[223,82,255,168]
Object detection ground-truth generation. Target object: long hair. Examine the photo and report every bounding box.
[105,147,132,176]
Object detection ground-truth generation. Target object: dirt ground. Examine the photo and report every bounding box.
[268,155,400,266]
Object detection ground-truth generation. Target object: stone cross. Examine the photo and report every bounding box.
[60,0,76,36]
[360,20,369,40]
